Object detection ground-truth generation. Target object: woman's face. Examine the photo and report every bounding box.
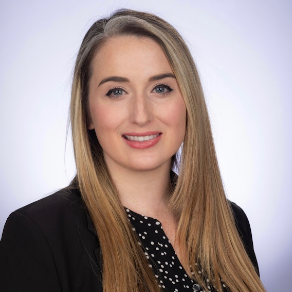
[88,36,186,173]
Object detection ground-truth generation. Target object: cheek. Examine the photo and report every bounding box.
[163,99,187,131]
[90,102,124,133]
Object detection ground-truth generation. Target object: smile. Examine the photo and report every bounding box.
[124,134,160,142]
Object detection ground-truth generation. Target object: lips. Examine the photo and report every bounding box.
[122,132,162,149]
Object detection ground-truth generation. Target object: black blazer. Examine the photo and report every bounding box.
[0,186,259,292]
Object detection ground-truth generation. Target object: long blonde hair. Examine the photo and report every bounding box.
[70,9,266,292]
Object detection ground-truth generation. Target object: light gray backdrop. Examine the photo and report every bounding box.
[1,0,291,291]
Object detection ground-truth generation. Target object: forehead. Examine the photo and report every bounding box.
[90,36,173,79]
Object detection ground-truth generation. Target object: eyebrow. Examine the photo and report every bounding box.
[98,73,176,86]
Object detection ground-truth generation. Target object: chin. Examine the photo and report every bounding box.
[126,159,171,172]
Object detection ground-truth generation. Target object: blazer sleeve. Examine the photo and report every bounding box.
[0,211,61,292]
[230,202,260,276]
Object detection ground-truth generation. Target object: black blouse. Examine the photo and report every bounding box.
[126,208,217,292]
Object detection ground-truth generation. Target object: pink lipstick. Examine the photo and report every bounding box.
[122,132,162,149]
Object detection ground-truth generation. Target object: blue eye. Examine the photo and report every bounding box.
[153,84,173,94]
[106,87,125,98]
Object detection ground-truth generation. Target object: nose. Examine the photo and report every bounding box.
[130,93,153,126]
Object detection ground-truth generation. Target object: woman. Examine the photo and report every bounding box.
[0,9,266,292]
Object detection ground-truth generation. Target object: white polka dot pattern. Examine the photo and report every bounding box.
[125,208,213,292]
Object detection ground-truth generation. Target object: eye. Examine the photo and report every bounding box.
[106,87,126,98]
[152,84,173,95]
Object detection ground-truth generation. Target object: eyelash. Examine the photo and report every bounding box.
[105,87,127,98]
[152,84,173,95]
[105,84,173,98]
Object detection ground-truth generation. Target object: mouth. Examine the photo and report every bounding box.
[122,132,162,149]
[123,133,161,142]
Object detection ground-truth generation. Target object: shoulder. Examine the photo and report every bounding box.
[229,201,251,235]
[229,201,260,275]
[2,185,97,252]
[229,201,255,247]
[11,186,84,221]
[3,187,87,240]
[0,186,102,292]
[1,185,88,246]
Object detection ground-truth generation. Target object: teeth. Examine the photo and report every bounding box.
[125,134,159,142]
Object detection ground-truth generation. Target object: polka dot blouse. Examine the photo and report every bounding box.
[125,208,222,292]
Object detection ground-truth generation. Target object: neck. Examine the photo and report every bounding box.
[106,162,172,219]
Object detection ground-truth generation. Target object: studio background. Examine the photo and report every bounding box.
[0,0,291,291]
